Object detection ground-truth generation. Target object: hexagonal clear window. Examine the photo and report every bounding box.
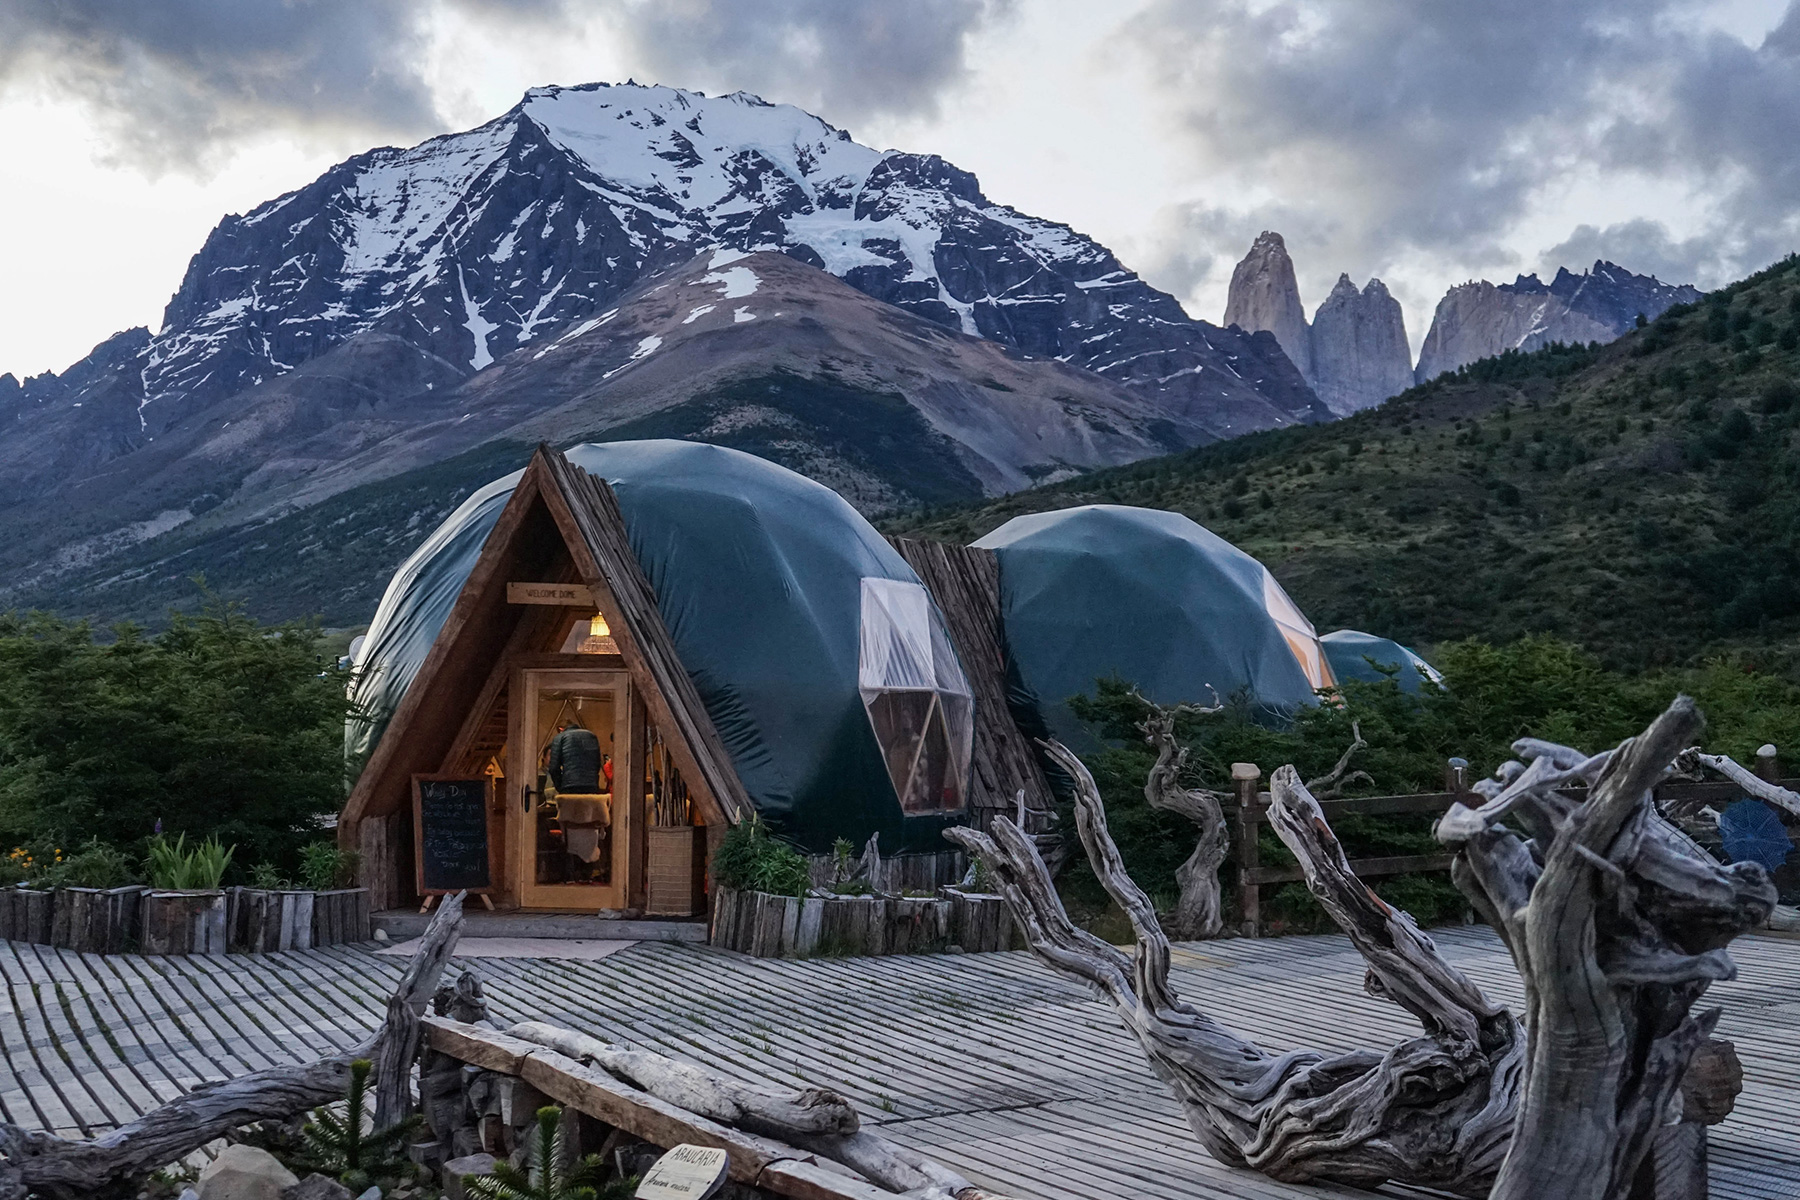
[858,578,974,815]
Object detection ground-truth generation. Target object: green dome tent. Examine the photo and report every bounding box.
[1321,629,1441,694]
[349,440,973,854]
[973,505,1332,747]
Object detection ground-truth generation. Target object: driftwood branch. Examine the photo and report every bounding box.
[1137,695,1230,939]
[501,1022,1009,1200]
[0,892,467,1200]
[1305,720,1373,800]
[1678,746,1800,818]
[947,740,1521,1195]
[1440,699,1777,1200]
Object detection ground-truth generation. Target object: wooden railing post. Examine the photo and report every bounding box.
[1232,762,1262,938]
[1444,757,1469,794]
[1756,744,1780,783]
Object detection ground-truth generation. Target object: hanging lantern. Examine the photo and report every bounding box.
[580,611,617,654]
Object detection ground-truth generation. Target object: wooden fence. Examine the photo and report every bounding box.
[1227,756,1800,937]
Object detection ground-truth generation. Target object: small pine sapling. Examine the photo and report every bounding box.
[465,1107,634,1200]
[296,1058,422,1188]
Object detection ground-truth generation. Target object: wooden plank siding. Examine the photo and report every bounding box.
[886,537,1055,831]
[2,928,1795,1199]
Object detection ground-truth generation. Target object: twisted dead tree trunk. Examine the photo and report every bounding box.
[1439,698,1776,1200]
[1138,697,1230,939]
[946,741,1521,1195]
[0,893,467,1200]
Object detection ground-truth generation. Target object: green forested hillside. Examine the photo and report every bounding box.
[893,254,1800,674]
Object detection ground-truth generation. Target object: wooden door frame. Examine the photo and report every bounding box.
[509,665,635,911]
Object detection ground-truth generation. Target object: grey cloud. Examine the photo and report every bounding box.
[0,0,1007,173]
[1124,0,1800,304]
[0,0,443,171]
[608,0,1014,126]
[1545,220,1720,289]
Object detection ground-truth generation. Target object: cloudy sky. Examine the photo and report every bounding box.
[2,0,1797,380]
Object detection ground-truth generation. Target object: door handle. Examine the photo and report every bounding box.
[522,783,534,813]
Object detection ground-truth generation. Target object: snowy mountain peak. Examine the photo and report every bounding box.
[8,79,1321,502]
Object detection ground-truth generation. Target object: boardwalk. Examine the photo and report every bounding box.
[2,927,1797,1200]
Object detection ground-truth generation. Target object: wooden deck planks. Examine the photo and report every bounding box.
[1,928,1796,1200]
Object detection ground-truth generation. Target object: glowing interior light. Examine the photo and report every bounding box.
[590,613,611,638]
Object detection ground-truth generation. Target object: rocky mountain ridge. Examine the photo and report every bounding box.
[1222,233,1704,408]
[1,247,1225,624]
[1414,263,1702,383]
[1222,232,1412,416]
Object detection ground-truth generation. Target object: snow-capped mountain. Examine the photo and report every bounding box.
[5,81,1319,464]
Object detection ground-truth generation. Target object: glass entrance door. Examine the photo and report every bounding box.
[513,667,632,911]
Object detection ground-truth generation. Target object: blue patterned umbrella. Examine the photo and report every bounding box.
[1718,799,1794,872]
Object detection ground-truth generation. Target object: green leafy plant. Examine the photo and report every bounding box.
[30,838,139,889]
[248,862,290,889]
[145,833,235,890]
[711,813,811,898]
[299,842,359,890]
[465,1106,634,1200]
[295,1058,420,1188]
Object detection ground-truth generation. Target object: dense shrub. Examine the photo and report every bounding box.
[711,813,811,897]
[0,603,355,878]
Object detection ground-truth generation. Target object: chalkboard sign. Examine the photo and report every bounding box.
[412,775,495,895]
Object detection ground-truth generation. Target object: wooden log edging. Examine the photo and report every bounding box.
[0,885,368,955]
[710,887,1018,958]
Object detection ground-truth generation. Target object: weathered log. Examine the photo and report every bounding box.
[0,891,467,1200]
[506,1021,859,1138]
[946,740,1522,1195]
[1138,698,1230,940]
[492,1021,1010,1200]
[1439,698,1777,1200]
[374,890,466,1129]
[1677,746,1800,818]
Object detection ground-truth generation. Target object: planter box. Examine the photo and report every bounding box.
[646,827,707,917]
[0,886,53,944]
[1,886,143,952]
[710,886,952,959]
[943,888,1022,953]
[228,888,315,952]
[310,887,371,947]
[140,890,228,956]
[2,884,364,955]
[54,886,145,953]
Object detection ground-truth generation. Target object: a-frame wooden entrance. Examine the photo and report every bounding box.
[339,446,752,913]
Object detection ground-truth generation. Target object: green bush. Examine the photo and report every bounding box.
[0,602,356,876]
[299,842,360,890]
[712,814,811,898]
